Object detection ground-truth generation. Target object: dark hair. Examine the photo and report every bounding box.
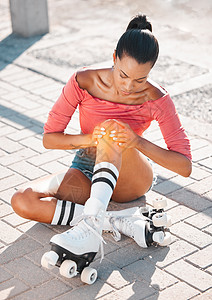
[116,14,159,67]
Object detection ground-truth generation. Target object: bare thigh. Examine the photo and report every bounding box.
[112,148,153,203]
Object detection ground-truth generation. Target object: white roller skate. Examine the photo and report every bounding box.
[104,197,172,248]
[41,197,105,285]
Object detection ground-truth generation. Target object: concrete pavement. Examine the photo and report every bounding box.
[0,0,212,299]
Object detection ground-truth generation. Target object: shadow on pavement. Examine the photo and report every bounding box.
[0,33,44,71]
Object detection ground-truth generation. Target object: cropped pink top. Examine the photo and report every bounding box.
[44,73,192,160]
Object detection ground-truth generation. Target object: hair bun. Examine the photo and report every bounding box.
[126,14,152,32]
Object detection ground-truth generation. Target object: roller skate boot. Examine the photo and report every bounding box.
[104,198,172,247]
[41,197,105,285]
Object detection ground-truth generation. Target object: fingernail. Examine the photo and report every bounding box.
[95,141,98,145]
[101,127,105,131]
[101,131,106,135]
[98,135,102,138]
[119,143,123,146]
[110,130,116,133]
[113,137,117,140]
[109,134,115,137]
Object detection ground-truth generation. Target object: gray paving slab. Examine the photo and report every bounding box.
[0,0,212,299]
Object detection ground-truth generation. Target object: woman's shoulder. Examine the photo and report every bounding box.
[146,78,167,102]
[76,68,110,91]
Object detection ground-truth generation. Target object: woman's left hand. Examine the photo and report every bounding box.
[109,119,139,149]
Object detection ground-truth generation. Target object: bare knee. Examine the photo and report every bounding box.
[11,188,35,219]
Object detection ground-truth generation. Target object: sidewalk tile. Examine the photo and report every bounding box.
[165,260,212,292]
[0,220,23,244]
[3,213,29,227]
[0,278,29,299]
[0,201,13,217]
[199,157,212,170]
[5,257,53,287]
[13,279,71,300]
[186,244,212,269]
[0,174,27,191]
[0,137,24,153]
[145,240,197,268]
[0,148,37,166]
[192,289,212,299]
[20,136,48,153]
[147,282,199,300]
[187,176,212,195]
[190,164,211,180]
[0,237,42,264]
[168,189,212,211]
[8,126,43,141]
[171,222,212,248]
[185,207,212,229]
[124,259,178,291]
[0,266,13,283]
[9,161,48,180]
[167,205,196,224]
[99,281,156,300]
[27,150,68,166]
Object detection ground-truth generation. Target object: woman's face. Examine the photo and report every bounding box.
[113,54,152,96]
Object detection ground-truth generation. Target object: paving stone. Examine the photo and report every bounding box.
[91,258,136,290]
[105,242,158,269]
[153,174,194,195]
[192,146,212,162]
[0,148,37,166]
[145,240,197,268]
[0,237,42,264]
[192,289,212,299]
[0,278,29,299]
[185,207,212,229]
[24,222,55,244]
[27,150,67,166]
[204,224,212,235]
[206,266,212,275]
[0,137,23,153]
[124,259,178,291]
[167,205,196,224]
[9,161,48,180]
[0,202,13,217]
[20,136,48,153]
[187,176,212,195]
[0,266,13,283]
[165,260,212,292]
[0,173,27,191]
[185,244,212,269]
[7,126,43,141]
[5,257,53,287]
[168,189,212,212]
[0,187,17,204]
[13,278,71,300]
[0,125,16,136]
[199,157,212,170]
[99,281,156,300]
[190,138,209,151]
[40,161,69,174]
[190,164,212,180]
[171,222,212,248]
[0,220,23,244]
[147,282,199,300]
[3,213,29,227]
[204,190,212,200]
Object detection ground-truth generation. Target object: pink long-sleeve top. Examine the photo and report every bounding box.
[44,73,192,161]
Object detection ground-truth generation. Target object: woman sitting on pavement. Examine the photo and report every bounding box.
[11,14,192,259]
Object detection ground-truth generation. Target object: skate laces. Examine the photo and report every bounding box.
[68,214,106,262]
[109,212,151,242]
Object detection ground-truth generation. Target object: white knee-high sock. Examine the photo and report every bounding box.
[51,200,84,226]
[85,162,119,214]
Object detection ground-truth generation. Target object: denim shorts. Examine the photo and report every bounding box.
[70,148,157,190]
[70,148,96,181]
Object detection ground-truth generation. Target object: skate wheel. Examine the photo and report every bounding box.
[152,213,168,227]
[153,198,167,210]
[41,251,59,269]
[60,260,77,278]
[81,267,97,285]
[165,215,172,228]
[159,232,172,246]
[152,231,164,244]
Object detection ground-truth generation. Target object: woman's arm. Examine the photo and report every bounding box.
[43,133,94,150]
[135,136,192,177]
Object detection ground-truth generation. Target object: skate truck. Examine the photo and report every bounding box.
[41,197,172,284]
